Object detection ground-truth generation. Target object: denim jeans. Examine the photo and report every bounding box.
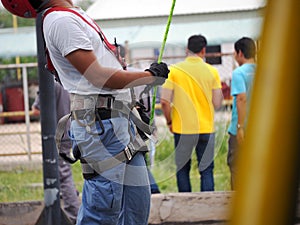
[174,133,215,192]
[71,117,150,225]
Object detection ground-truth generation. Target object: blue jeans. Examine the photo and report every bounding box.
[71,117,150,225]
[174,133,215,192]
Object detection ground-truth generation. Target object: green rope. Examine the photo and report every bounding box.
[150,0,176,125]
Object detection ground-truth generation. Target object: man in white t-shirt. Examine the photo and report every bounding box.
[1,0,169,224]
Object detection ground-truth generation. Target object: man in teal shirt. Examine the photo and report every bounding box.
[227,37,256,190]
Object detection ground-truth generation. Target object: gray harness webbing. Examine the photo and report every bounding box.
[80,134,148,179]
[55,113,72,159]
[55,94,153,177]
[69,94,154,134]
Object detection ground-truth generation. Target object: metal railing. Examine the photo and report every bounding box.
[0,63,40,161]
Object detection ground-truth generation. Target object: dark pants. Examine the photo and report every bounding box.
[174,133,215,192]
[60,141,80,224]
[227,134,239,190]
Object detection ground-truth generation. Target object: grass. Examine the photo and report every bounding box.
[0,122,231,202]
[0,169,44,202]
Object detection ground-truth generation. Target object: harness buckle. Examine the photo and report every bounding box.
[124,146,133,161]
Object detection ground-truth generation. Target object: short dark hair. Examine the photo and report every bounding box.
[234,37,256,59]
[187,35,207,53]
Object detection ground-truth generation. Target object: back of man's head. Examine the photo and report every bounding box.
[187,35,207,54]
[234,37,256,59]
[28,0,46,10]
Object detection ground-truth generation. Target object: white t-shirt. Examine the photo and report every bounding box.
[43,7,131,102]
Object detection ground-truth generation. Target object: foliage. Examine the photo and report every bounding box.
[0,57,38,84]
[0,0,95,28]
[0,10,35,28]
[0,0,95,84]
[0,169,43,202]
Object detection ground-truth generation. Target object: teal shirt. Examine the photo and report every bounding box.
[228,63,256,135]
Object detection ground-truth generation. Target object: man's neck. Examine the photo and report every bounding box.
[187,52,204,59]
[47,0,74,9]
[243,58,255,65]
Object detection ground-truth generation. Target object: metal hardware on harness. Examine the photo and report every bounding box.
[124,146,133,161]
[72,108,96,129]
[94,108,105,135]
[70,94,154,135]
[70,94,115,111]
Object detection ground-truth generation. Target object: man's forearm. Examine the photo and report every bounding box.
[236,93,247,126]
[161,100,172,125]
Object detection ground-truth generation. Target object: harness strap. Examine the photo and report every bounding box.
[42,7,124,79]
[81,133,148,179]
[69,94,154,135]
[55,113,71,156]
[70,94,114,111]
[43,7,117,53]
[130,108,154,135]
[113,101,154,135]
[55,96,154,171]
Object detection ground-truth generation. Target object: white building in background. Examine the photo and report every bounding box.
[86,0,266,81]
[0,0,266,81]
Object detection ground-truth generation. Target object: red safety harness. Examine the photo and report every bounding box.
[42,7,125,81]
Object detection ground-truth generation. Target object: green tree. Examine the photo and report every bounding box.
[0,0,95,28]
[0,10,35,28]
[0,57,38,84]
[0,0,95,83]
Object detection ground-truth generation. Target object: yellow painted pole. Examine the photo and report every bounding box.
[228,0,300,225]
[12,15,21,80]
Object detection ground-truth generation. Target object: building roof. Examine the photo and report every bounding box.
[0,27,36,58]
[87,0,266,20]
[101,17,263,48]
[0,0,266,58]
[87,0,265,48]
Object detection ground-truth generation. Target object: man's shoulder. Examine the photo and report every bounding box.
[233,65,245,75]
[43,8,85,25]
[205,63,219,74]
[171,60,186,67]
[169,61,185,73]
[233,63,256,76]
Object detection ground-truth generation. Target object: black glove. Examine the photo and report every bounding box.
[145,62,169,85]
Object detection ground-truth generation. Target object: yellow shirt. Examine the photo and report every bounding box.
[162,57,221,134]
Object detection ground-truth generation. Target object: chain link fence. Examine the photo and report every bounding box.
[0,63,41,169]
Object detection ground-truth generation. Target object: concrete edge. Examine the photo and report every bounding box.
[0,192,233,225]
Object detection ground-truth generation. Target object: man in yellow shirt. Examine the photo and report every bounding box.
[161,34,223,192]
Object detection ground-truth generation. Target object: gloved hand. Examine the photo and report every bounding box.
[145,62,169,85]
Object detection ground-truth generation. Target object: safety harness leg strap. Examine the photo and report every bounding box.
[55,113,71,154]
[80,133,148,179]
[56,111,149,178]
